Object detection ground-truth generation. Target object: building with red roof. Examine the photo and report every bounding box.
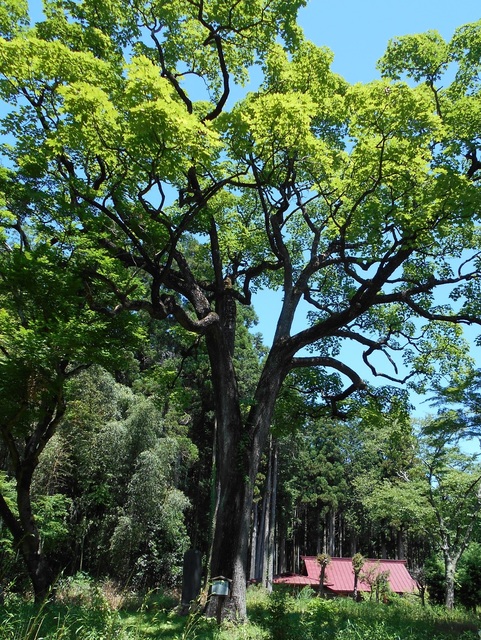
[273,556,418,597]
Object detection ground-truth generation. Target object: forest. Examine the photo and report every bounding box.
[1,0,481,636]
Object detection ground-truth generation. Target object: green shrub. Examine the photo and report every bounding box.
[424,556,446,606]
[336,619,401,640]
[265,588,297,640]
[457,542,481,610]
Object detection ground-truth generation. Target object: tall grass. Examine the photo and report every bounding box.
[1,579,480,639]
[0,574,127,640]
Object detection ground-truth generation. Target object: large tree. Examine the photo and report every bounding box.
[2,1,481,617]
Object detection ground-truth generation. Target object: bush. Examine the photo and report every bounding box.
[424,556,446,606]
[457,543,481,611]
[266,588,295,640]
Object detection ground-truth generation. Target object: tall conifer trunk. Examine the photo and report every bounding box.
[266,442,278,591]
[249,501,258,581]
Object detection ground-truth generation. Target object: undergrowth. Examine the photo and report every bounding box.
[0,578,480,639]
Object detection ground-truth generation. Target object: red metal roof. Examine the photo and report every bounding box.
[274,557,417,594]
[273,572,319,587]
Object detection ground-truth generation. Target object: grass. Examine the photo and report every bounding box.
[0,579,480,639]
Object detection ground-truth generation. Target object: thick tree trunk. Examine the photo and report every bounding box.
[209,445,253,618]
[18,465,55,602]
[210,355,287,617]
[444,557,457,610]
[205,396,260,616]
[204,320,289,619]
[21,539,54,603]
[0,468,54,603]
[204,325,249,617]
